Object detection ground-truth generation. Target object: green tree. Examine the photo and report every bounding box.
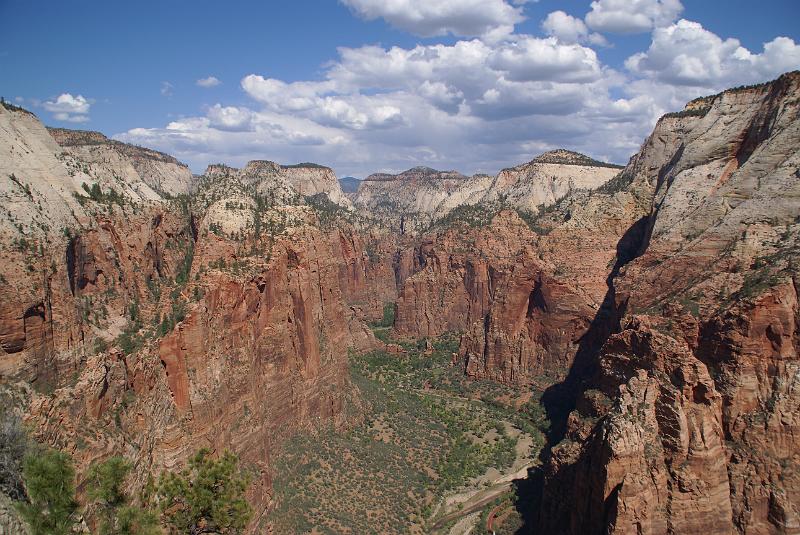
[156,449,252,535]
[86,456,160,535]
[17,449,78,535]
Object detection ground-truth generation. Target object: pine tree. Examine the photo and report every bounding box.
[17,449,78,535]
[86,456,160,535]
[157,449,252,534]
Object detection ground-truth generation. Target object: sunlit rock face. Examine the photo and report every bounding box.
[537,71,800,535]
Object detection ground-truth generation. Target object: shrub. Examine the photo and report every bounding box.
[432,203,498,229]
[174,243,194,286]
[0,410,27,500]
[370,302,396,328]
[79,182,126,208]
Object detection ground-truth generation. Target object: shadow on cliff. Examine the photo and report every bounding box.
[512,215,650,532]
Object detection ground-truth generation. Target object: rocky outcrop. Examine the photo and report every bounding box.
[279,163,352,207]
[537,71,800,535]
[205,160,352,208]
[392,210,605,385]
[478,150,621,213]
[387,150,636,385]
[438,150,622,216]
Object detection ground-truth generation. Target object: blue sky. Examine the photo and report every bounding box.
[2,0,799,177]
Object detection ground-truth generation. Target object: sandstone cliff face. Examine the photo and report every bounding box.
[388,148,639,386]
[0,105,86,234]
[0,109,377,529]
[391,210,607,386]
[354,152,621,234]
[537,71,800,535]
[48,128,195,197]
[353,166,469,232]
[440,149,622,216]
[279,163,352,207]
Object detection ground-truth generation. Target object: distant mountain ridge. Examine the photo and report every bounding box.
[364,166,468,182]
[352,149,621,231]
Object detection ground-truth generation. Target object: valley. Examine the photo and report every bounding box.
[268,331,545,535]
[0,70,798,535]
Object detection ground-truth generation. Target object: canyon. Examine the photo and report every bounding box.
[0,70,798,535]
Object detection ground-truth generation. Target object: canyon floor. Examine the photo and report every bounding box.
[267,328,547,535]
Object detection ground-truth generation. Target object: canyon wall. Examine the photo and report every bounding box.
[390,151,631,385]
[537,71,800,535]
[0,105,378,528]
[2,71,799,535]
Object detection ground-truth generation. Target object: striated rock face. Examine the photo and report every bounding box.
[478,152,621,213]
[144,226,365,503]
[537,71,800,535]
[438,150,622,216]
[279,163,353,207]
[0,106,86,233]
[393,210,607,385]
[387,151,635,386]
[354,152,621,234]
[354,166,469,232]
[48,127,195,197]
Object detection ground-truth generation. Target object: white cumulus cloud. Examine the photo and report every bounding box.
[489,37,603,83]
[340,0,526,39]
[207,104,254,131]
[43,93,91,123]
[114,11,800,179]
[196,76,221,88]
[542,10,608,46]
[585,0,683,34]
[626,19,800,87]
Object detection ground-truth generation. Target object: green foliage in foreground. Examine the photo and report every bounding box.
[13,443,250,535]
[156,449,252,535]
[86,456,160,535]
[17,449,78,535]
